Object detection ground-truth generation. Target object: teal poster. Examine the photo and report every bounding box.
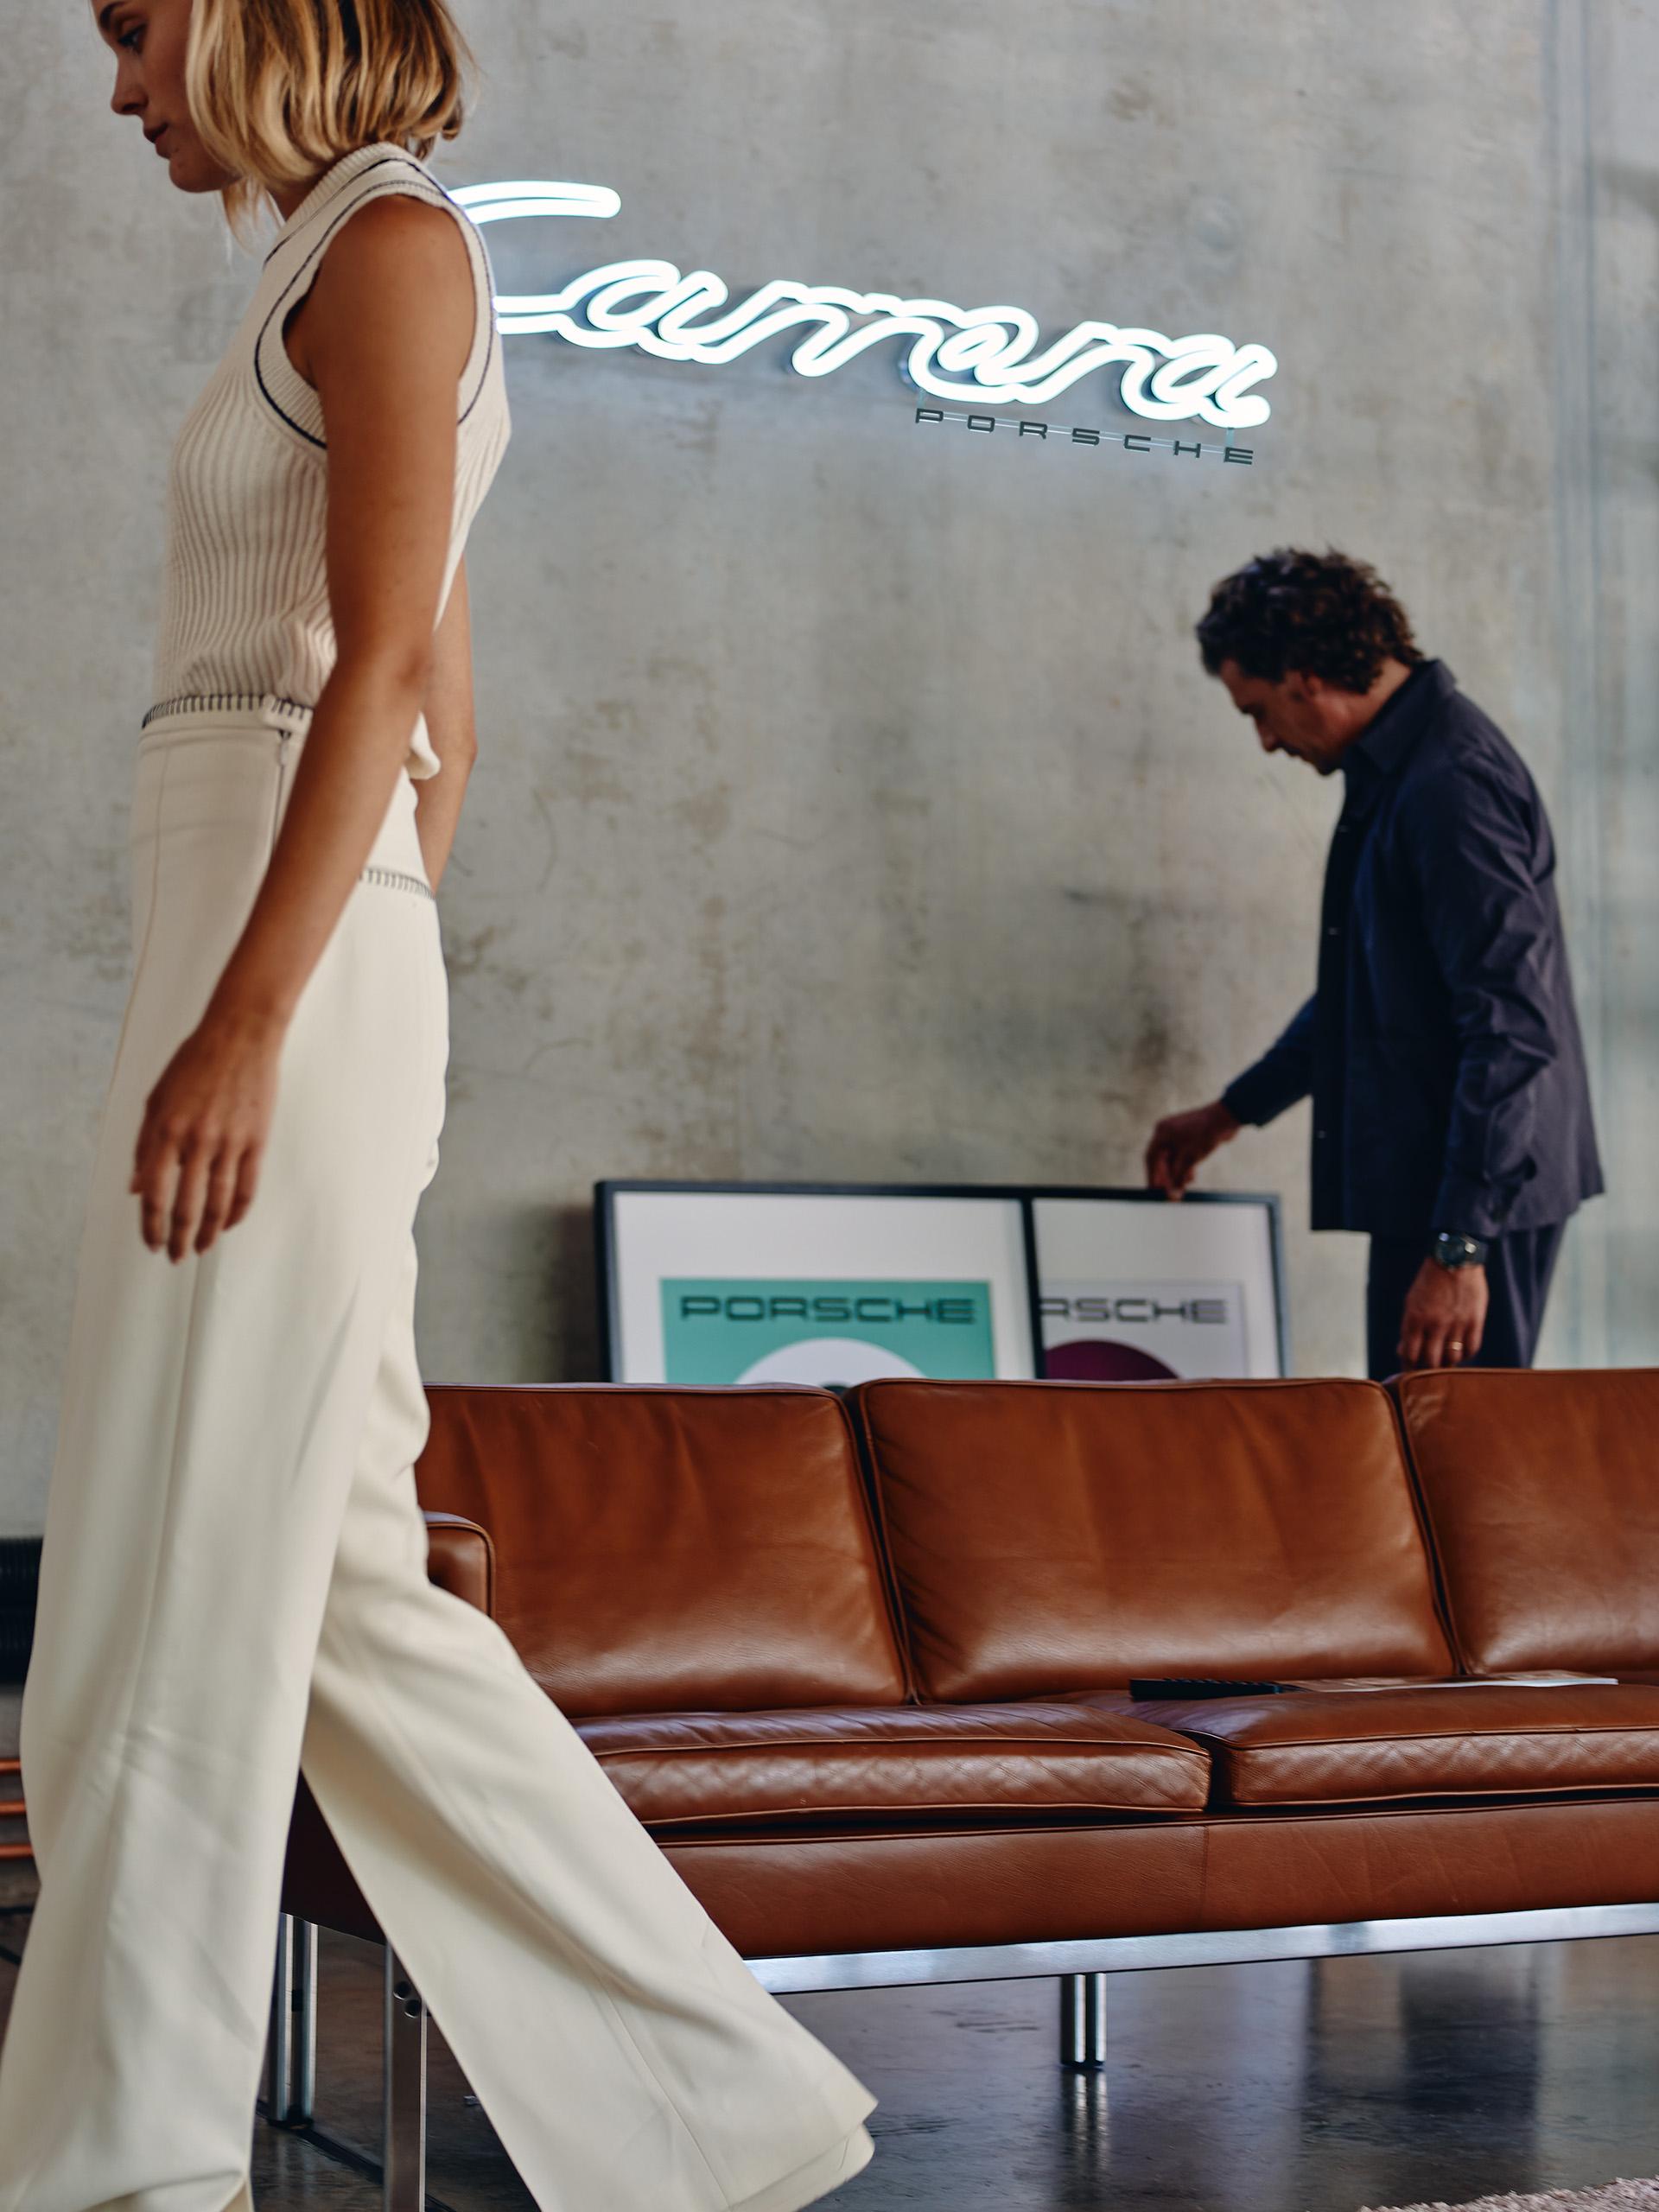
[662,1277,998,1386]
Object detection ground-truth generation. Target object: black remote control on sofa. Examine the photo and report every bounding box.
[1128,1677,1289,1700]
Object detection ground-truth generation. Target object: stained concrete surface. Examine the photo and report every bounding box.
[3,1904,1659,2212]
[5,3,1658,1535]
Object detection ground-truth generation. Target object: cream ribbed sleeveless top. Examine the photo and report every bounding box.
[147,140,512,780]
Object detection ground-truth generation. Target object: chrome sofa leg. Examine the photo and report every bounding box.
[384,1948,429,2212]
[267,1914,319,2126]
[1058,1970,1108,2067]
[269,1915,295,2123]
[292,1916,318,2123]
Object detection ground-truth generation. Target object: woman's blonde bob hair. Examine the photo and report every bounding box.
[184,0,479,249]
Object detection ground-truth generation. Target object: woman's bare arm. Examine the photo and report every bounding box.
[412,553,478,892]
[130,193,475,1261]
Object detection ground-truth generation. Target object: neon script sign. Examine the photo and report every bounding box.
[451,181,1279,430]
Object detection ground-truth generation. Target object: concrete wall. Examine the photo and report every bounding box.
[1,0,1650,1529]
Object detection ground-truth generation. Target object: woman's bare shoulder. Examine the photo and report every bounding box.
[285,193,474,387]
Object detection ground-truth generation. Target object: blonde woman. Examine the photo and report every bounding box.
[0,3,879,2206]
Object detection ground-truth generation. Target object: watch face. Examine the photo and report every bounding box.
[1434,1234,1484,1267]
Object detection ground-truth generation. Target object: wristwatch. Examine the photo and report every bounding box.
[1429,1230,1489,1270]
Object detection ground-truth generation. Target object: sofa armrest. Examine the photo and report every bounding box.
[423,1510,496,1617]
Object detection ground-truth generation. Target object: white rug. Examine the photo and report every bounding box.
[1365,2184,1659,2212]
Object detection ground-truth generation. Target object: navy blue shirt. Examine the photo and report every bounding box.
[1222,660,1603,1242]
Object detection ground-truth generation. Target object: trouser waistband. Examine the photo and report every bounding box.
[140,691,316,736]
[134,694,435,899]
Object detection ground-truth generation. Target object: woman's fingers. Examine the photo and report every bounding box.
[168,1133,214,1262]
[193,1147,241,1254]
[223,1143,262,1232]
[128,1020,281,1255]
[130,1112,226,1261]
[134,1129,258,1257]
[132,1107,179,1252]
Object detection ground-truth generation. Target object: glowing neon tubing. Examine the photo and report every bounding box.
[450,181,1278,429]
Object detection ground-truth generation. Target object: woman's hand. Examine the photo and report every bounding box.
[130,1007,286,1260]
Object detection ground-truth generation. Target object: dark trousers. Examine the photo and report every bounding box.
[1365,1223,1567,1382]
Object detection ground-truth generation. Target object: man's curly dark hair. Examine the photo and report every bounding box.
[1195,548,1425,693]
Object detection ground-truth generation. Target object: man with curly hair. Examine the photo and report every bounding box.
[1145,548,1602,1378]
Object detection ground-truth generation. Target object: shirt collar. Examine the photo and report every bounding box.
[1338,657,1453,808]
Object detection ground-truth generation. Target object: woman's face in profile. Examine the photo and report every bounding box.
[92,0,232,196]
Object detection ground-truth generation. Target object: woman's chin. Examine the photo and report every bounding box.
[167,143,234,197]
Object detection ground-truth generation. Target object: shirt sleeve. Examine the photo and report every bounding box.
[1407,760,1563,1239]
[1223,995,1318,1127]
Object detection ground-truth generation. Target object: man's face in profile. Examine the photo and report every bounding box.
[1217,659,1351,775]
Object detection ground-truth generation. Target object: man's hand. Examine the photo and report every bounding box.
[1145,1100,1242,1198]
[1397,1259,1489,1370]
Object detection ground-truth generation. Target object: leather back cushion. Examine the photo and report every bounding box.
[1395,1369,1659,1673]
[854,1379,1452,1700]
[415,1386,906,1716]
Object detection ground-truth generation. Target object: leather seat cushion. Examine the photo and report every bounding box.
[1395,1370,1659,1675]
[415,1384,906,1715]
[1096,1683,1659,1807]
[853,1378,1452,1702]
[575,1699,1211,1827]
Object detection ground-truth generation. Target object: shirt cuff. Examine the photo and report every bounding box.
[1223,1065,1294,1128]
[1430,1175,1520,1243]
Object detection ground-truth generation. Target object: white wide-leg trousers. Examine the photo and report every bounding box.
[0,703,877,2212]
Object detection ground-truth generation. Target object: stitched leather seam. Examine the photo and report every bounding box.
[1391,1379,1476,1669]
[861,1377,1395,1400]
[1201,1721,1653,1752]
[849,1391,925,1700]
[1225,1777,1659,1808]
[620,1796,1210,1824]
[832,1390,912,1703]
[591,1736,1209,1758]
[658,1794,1659,1847]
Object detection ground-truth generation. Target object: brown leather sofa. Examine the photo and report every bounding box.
[275,1371,1659,2208]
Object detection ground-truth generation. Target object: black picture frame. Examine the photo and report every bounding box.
[595,1179,1289,1383]
[1024,1185,1291,1380]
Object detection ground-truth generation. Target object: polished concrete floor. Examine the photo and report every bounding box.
[3,1899,1659,2211]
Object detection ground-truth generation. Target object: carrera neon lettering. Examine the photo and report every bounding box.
[452,181,1280,429]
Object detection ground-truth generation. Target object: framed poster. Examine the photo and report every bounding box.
[597,1181,1039,1386]
[1030,1189,1287,1380]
